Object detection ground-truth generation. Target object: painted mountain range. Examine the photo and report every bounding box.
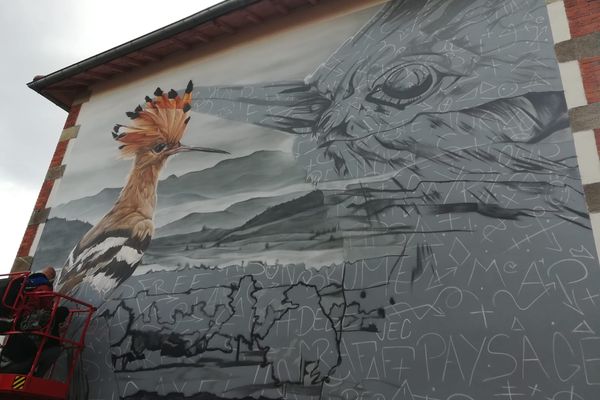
[51,150,308,226]
[34,150,346,270]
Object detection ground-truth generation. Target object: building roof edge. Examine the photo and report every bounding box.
[27,0,260,110]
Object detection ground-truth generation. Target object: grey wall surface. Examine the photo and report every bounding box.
[31,0,600,399]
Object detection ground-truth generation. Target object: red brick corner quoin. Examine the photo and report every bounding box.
[564,0,600,38]
[14,103,82,267]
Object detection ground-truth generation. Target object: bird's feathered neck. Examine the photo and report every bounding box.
[74,157,162,252]
[113,158,164,219]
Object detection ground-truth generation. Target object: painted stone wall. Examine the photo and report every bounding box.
[30,0,600,399]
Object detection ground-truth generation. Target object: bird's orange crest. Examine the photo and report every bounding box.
[112,80,194,157]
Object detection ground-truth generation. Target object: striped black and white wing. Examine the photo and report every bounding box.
[56,229,151,299]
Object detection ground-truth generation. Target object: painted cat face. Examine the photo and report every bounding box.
[190,0,566,174]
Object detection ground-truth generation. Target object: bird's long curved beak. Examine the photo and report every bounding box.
[168,145,230,155]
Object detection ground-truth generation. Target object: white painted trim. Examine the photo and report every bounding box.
[63,135,77,161]
[573,130,600,184]
[28,222,45,258]
[558,61,588,110]
[44,138,77,209]
[45,132,78,209]
[45,177,63,209]
[547,1,571,44]
[588,213,600,261]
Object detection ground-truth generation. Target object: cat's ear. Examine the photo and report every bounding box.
[189,81,330,135]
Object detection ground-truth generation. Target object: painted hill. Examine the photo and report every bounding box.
[157,150,305,198]
[30,217,92,270]
[155,191,307,237]
[148,190,342,260]
[52,150,306,224]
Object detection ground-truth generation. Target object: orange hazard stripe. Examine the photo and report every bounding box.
[12,375,26,390]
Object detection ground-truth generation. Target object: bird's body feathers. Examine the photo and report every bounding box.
[58,228,150,297]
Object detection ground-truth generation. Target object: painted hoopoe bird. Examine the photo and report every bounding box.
[55,81,229,302]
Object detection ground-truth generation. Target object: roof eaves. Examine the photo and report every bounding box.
[27,0,260,110]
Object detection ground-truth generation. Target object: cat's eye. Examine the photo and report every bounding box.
[366,63,440,110]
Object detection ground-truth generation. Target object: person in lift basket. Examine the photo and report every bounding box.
[0,266,68,376]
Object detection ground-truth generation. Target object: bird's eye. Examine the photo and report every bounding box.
[366,63,439,110]
[152,143,167,153]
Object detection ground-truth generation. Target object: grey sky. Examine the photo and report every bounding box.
[0,0,224,272]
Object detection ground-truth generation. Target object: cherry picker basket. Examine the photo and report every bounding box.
[0,272,95,399]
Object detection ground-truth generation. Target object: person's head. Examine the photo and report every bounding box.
[40,266,56,283]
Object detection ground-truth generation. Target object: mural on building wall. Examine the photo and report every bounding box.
[31,0,600,399]
[54,81,230,306]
